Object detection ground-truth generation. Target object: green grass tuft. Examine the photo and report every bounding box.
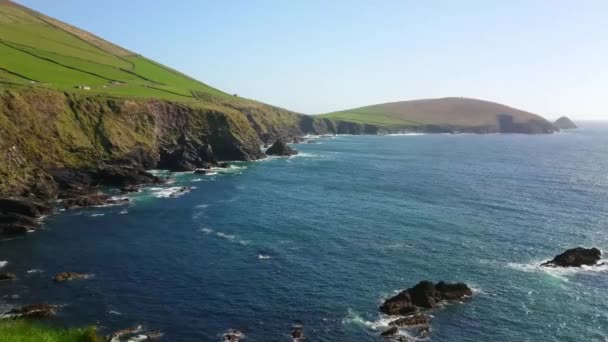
[0,320,103,342]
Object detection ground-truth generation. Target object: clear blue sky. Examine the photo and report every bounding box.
[16,0,608,119]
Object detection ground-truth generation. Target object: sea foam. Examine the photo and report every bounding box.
[506,260,608,281]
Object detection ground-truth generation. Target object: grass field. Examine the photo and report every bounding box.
[0,321,103,342]
[0,1,230,102]
[319,97,549,128]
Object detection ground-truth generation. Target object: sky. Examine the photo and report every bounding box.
[16,0,608,119]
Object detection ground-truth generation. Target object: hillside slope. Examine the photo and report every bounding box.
[0,0,329,198]
[319,97,556,134]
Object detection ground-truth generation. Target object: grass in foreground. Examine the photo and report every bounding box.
[0,320,103,342]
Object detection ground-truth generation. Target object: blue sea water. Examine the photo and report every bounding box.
[1,123,608,341]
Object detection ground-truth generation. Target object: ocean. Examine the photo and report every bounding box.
[1,123,608,341]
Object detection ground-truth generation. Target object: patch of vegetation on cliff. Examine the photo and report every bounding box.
[0,321,102,342]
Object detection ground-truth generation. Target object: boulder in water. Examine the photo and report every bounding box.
[541,247,602,267]
[54,272,89,282]
[63,193,128,209]
[389,314,429,327]
[223,329,244,342]
[266,139,298,156]
[3,304,60,319]
[380,281,472,315]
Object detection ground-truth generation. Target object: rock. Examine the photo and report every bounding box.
[541,247,602,267]
[554,116,577,130]
[95,165,163,187]
[107,325,143,342]
[120,185,139,193]
[0,272,16,281]
[0,213,41,235]
[266,139,298,156]
[63,193,128,209]
[217,162,230,168]
[292,136,303,144]
[306,140,317,144]
[223,329,244,342]
[194,169,208,174]
[3,304,60,319]
[389,314,429,327]
[47,169,95,198]
[54,272,89,282]
[380,281,472,315]
[0,198,50,218]
[158,138,217,172]
[292,323,304,341]
[380,326,399,336]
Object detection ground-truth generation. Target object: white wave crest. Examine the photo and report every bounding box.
[258,254,271,260]
[507,260,608,281]
[387,133,426,136]
[216,232,236,240]
[148,186,194,198]
[90,213,105,217]
[27,269,44,274]
[342,309,429,340]
[0,261,7,268]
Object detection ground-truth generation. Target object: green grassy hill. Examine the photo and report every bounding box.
[0,0,229,101]
[319,97,555,133]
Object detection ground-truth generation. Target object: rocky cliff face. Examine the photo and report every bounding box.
[0,88,272,199]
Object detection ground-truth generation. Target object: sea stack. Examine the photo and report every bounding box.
[554,116,577,130]
[265,139,298,156]
[541,247,602,267]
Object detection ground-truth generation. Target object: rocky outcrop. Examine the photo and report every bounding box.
[0,198,48,235]
[54,272,89,282]
[223,329,245,342]
[541,247,602,268]
[389,314,429,327]
[266,139,298,156]
[63,193,128,209]
[554,116,577,130]
[496,114,556,134]
[380,281,472,315]
[2,304,60,319]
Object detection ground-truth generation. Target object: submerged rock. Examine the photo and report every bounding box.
[223,329,244,342]
[266,139,298,156]
[541,247,602,267]
[380,326,399,337]
[292,323,304,341]
[54,272,89,282]
[3,304,60,319]
[107,325,143,342]
[0,272,16,281]
[380,281,472,315]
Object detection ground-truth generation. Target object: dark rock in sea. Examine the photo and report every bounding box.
[554,116,577,130]
[63,193,128,209]
[0,213,41,235]
[266,139,298,156]
[54,272,89,282]
[380,326,399,337]
[292,136,303,144]
[0,198,50,218]
[218,162,230,168]
[4,304,60,319]
[306,140,317,144]
[389,314,429,327]
[95,165,163,187]
[292,323,304,341]
[0,198,48,235]
[194,169,208,174]
[541,247,602,268]
[380,281,472,315]
[0,272,16,281]
[223,329,244,342]
[120,185,140,193]
[107,325,143,341]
